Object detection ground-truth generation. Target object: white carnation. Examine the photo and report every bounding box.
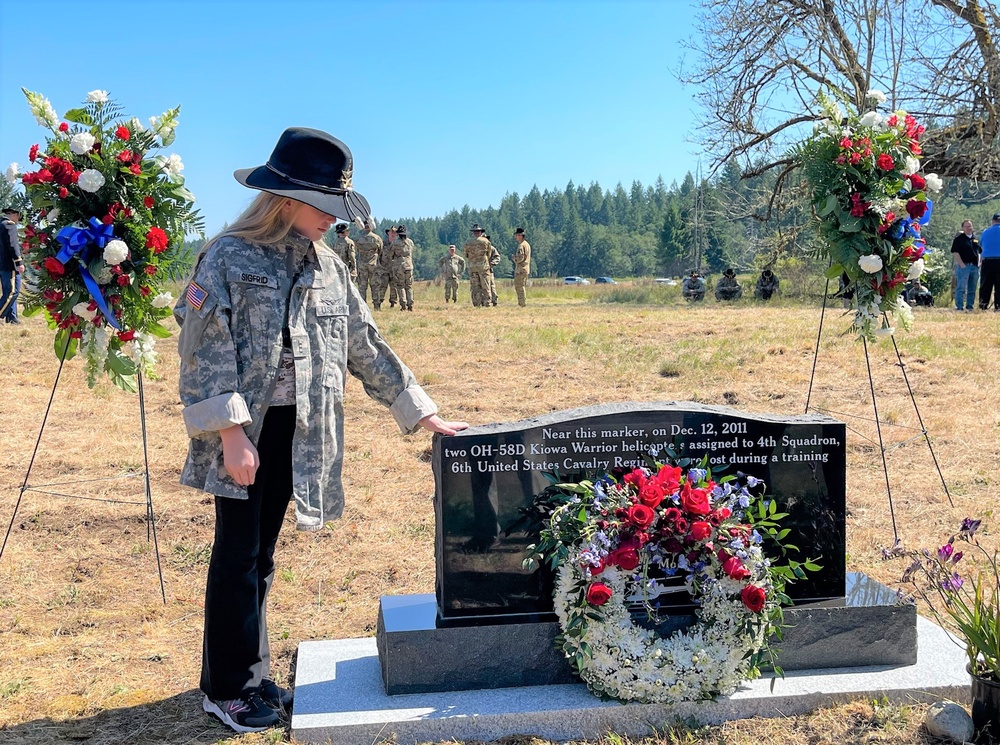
[72,302,98,321]
[69,132,96,155]
[160,153,184,180]
[905,156,921,174]
[925,173,943,192]
[858,254,884,274]
[907,258,926,280]
[866,89,887,105]
[77,169,106,193]
[151,291,174,308]
[859,111,883,128]
[103,239,129,266]
[5,162,19,185]
[86,90,109,104]
[46,208,59,225]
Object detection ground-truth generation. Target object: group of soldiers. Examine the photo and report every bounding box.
[451,224,532,307]
[330,222,415,311]
[681,268,780,302]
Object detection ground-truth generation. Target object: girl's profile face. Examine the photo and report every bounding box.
[286,200,335,241]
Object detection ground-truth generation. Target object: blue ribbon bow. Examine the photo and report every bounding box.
[55,217,121,330]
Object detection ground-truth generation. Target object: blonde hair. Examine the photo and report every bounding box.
[198,193,299,259]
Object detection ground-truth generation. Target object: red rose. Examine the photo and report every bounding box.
[623,468,647,491]
[58,122,69,132]
[690,521,712,541]
[117,150,133,163]
[909,173,926,190]
[877,153,895,171]
[43,257,65,277]
[117,274,131,286]
[723,556,751,580]
[663,507,682,524]
[102,214,115,226]
[740,585,767,613]
[145,226,168,253]
[674,517,689,533]
[612,547,640,571]
[680,482,711,516]
[29,144,39,162]
[144,196,154,209]
[906,200,927,219]
[117,330,136,342]
[627,503,655,529]
[144,264,157,276]
[115,125,131,141]
[58,186,69,198]
[653,464,682,493]
[586,582,613,606]
[638,482,664,508]
[130,163,141,175]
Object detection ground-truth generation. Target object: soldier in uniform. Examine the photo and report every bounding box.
[463,223,491,307]
[438,244,466,303]
[373,226,397,309]
[354,218,382,304]
[174,128,466,734]
[682,270,706,302]
[715,267,743,301]
[484,234,500,306]
[512,227,531,307]
[754,268,779,301]
[331,223,356,283]
[390,224,415,311]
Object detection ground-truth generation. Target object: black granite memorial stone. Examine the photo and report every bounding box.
[433,402,846,625]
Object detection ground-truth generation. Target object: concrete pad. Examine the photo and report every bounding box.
[291,616,969,745]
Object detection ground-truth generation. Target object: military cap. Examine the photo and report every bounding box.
[396,224,407,235]
[334,223,349,234]
[514,227,525,235]
[470,223,484,232]
[2,206,20,215]
[385,226,396,235]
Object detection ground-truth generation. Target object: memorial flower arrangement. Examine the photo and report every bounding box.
[797,90,942,342]
[524,457,817,704]
[6,89,203,391]
[890,518,1000,681]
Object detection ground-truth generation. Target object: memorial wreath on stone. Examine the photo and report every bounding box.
[523,454,818,704]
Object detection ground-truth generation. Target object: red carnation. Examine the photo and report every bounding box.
[144,196,154,209]
[70,331,83,339]
[690,521,712,541]
[585,582,613,607]
[144,265,157,276]
[139,285,152,297]
[115,125,131,141]
[145,226,169,253]
[44,257,65,277]
[58,122,69,132]
[740,585,767,613]
[909,141,922,155]
[58,186,69,198]
[876,153,895,171]
[117,330,136,342]
[906,200,927,220]
[36,169,54,183]
[722,556,751,580]
[130,163,141,175]
[117,274,131,286]
[627,504,655,529]
[117,150,133,163]
[29,144,39,162]
[909,173,926,190]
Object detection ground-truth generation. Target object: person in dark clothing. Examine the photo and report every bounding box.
[951,219,980,311]
[979,213,1000,311]
[0,207,24,324]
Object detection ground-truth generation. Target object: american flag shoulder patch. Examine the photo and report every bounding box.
[186,281,209,311]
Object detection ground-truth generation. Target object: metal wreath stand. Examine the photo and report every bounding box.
[0,340,166,603]
[804,275,953,545]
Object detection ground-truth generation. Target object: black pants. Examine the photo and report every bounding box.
[980,258,1000,310]
[200,405,295,700]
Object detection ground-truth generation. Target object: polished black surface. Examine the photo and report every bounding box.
[433,402,847,624]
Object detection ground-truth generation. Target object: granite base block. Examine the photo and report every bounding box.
[291,616,967,745]
[377,573,915,695]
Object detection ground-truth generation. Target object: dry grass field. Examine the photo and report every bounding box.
[0,278,997,744]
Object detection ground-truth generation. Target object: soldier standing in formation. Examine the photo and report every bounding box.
[484,235,500,306]
[390,224,415,311]
[512,227,531,307]
[715,267,743,301]
[354,219,382,304]
[373,226,397,310]
[438,244,466,303]
[463,223,492,307]
[331,223,357,283]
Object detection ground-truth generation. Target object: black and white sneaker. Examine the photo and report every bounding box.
[202,690,280,733]
[260,678,293,714]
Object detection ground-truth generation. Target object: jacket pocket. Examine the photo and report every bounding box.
[316,303,348,388]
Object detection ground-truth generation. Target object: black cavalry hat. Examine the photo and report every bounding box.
[334,223,349,233]
[396,224,408,235]
[234,127,371,222]
[470,223,484,232]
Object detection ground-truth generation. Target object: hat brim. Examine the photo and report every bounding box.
[234,166,371,222]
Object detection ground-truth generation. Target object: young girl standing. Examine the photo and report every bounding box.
[174,128,466,733]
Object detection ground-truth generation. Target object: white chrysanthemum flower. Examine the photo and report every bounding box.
[5,162,19,185]
[859,111,883,128]
[86,90,109,104]
[866,89,887,104]
[858,254,884,273]
[103,239,129,266]
[69,132,96,155]
[72,302,98,321]
[925,173,943,192]
[77,169,106,193]
[160,153,184,180]
[907,258,926,280]
[151,291,174,308]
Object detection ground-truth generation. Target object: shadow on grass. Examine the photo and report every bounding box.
[0,689,288,744]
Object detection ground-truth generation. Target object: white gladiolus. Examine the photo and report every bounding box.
[161,153,184,180]
[25,91,59,129]
[866,89,887,104]
[69,132,96,155]
[907,258,926,280]
[77,169,106,193]
[858,254,884,274]
[151,291,174,308]
[5,162,19,185]
[103,239,129,266]
[86,90,109,103]
[925,173,943,192]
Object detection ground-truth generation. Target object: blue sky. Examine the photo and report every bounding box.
[1,0,704,235]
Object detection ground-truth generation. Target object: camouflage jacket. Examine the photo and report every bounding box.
[389,237,414,271]
[331,235,357,279]
[438,253,466,280]
[463,236,491,272]
[174,231,437,530]
[513,239,531,275]
[355,230,382,268]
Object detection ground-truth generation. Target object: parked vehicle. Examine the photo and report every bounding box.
[563,276,591,285]
[594,277,617,284]
[655,278,678,286]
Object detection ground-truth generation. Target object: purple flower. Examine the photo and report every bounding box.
[941,573,964,592]
[961,518,982,537]
[938,544,954,562]
[952,551,964,564]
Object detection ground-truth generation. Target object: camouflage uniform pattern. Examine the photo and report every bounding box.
[438,252,466,302]
[354,229,382,303]
[682,275,706,301]
[714,275,743,301]
[486,243,500,305]
[463,236,491,307]
[374,237,397,308]
[513,238,531,307]
[389,236,415,310]
[331,234,357,283]
[174,231,437,530]
[755,272,779,300]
